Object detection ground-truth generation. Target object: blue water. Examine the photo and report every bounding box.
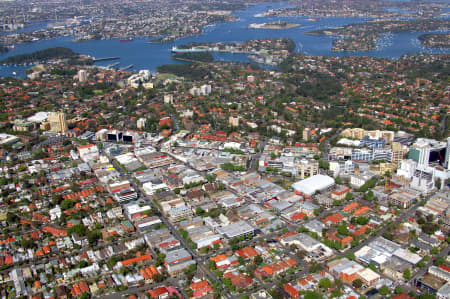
[0,1,448,78]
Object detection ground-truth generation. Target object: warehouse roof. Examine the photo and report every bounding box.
[292,175,335,196]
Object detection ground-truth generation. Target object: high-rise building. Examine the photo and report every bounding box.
[416,144,430,168]
[391,142,404,164]
[408,140,431,168]
[163,94,173,104]
[303,128,311,141]
[445,137,450,170]
[48,112,68,134]
[78,70,87,82]
[229,115,239,127]
[200,84,211,95]
[408,138,446,167]
[137,118,147,130]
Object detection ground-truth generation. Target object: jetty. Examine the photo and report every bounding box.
[93,57,120,62]
[120,64,134,71]
[106,62,120,68]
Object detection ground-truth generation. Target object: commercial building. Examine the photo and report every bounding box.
[165,248,196,276]
[13,119,34,132]
[397,159,417,180]
[437,283,450,299]
[350,173,375,189]
[125,204,152,219]
[341,128,366,140]
[77,144,100,162]
[291,175,335,198]
[417,273,447,294]
[360,135,386,148]
[357,268,380,287]
[0,133,20,145]
[217,221,255,239]
[304,219,326,235]
[331,185,351,201]
[429,266,450,282]
[391,142,405,164]
[316,195,333,208]
[295,159,319,179]
[389,191,416,209]
[329,160,355,177]
[351,148,393,162]
[408,138,446,167]
[410,168,435,193]
[142,178,168,195]
[10,268,27,297]
[327,258,364,284]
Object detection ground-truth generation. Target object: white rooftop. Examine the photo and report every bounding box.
[291,175,335,196]
[27,111,49,123]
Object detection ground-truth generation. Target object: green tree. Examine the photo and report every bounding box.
[68,224,88,236]
[430,248,439,255]
[304,291,322,299]
[419,294,436,299]
[61,198,75,210]
[87,230,101,244]
[6,212,18,223]
[403,268,411,279]
[345,252,356,260]
[195,207,205,216]
[337,223,349,235]
[356,216,369,225]
[318,277,332,289]
[434,256,445,266]
[352,279,363,289]
[379,285,390,296]
[254,255,263,265]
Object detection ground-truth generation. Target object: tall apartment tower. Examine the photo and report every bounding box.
[445,137,450,170]
[303,127,311,141]
[48,112,68,134]
[78,70,87,82]
[229,115,239,127]
[417,143,430,168]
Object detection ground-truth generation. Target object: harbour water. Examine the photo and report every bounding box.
[0,1,448,77]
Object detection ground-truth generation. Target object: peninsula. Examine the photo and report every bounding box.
[171,38,295,66]
[418,33,450,48]
[248,21,300,29]
[0,47,92,65]
[307,19,449,52]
